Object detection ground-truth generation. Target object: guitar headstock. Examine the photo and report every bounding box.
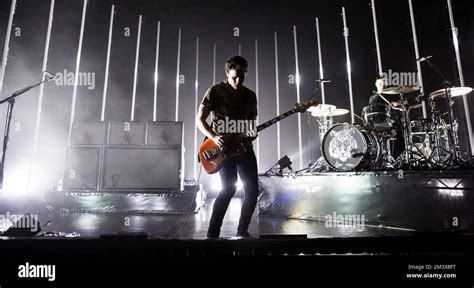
[294,100,319,113]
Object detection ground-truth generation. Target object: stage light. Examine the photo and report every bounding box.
[439,189,464,198]
[1,160,29,197]
[211,177,222,192]
[236,178,243,190]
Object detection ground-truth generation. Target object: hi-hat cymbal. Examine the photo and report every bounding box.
[381,85,420,94]
[429,87,473,99]
[307,104,336,113]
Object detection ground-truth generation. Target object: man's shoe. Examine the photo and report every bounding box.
[207,232,224,239]
[235,231,254,239]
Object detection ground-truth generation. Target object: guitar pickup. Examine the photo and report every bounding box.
[203,148,218,161]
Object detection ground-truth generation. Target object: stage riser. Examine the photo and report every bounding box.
[45,190,199,215]
[257,171,474,231]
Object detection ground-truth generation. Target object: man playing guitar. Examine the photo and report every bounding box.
[196,55,258,239]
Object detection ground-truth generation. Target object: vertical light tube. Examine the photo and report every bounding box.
[447,0,473,155]
[26,0,55,195]
[408,0,427,118]
[371,0,383,75]
[342,7,355,124]
[211,43,218,185]
[0,0,16,98]
[293,25,303,169]
[101,5,114,122]
[153,21,161,122]
[213,43,216,85]
[254,39,260,169]
[193,37,199,179]
[130,15,142,121]
[238,44,241,56]
[274,32,281,160]
[67,0,88,145]
[175,29,182,121]
[315,17,326,104]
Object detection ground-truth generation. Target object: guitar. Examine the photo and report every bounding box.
[198,100,319,174]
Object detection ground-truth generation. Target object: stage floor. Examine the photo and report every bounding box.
[0,196,415,239]
[1,169,474,239]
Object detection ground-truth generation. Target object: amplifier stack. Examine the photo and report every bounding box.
[63,121,184,192]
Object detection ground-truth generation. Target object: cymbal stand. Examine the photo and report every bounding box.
[422,58,472,168]
[445,90,467,167]
[426,99,452,168]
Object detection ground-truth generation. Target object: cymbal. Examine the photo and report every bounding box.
[429,87,473,99]
[381,85,420,95]
[311,108,349,117]
[307,104,336,113]
[332,108,349,116]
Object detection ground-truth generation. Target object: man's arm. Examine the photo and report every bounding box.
[196,104,224,146]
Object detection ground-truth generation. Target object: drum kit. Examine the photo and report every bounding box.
[309,84,473,172]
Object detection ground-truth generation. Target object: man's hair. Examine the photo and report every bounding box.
[225,55,248,73]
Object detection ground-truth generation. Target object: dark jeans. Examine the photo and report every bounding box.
[207,148,259,238]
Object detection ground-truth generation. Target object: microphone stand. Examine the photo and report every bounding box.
[0,75,56,188]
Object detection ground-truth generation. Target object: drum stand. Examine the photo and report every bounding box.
[394,92,418,169]
[373,131,395,170]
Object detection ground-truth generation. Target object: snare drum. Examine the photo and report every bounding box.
[410,119,434,134]
[362,104,395,131]
[322,123,379,171]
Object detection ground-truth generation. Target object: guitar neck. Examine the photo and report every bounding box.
[257,109,297,132]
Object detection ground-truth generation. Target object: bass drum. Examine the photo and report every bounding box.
[322,123,379,171]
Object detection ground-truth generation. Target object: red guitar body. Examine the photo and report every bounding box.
[198,135,246,174]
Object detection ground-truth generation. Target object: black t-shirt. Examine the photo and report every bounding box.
[368,93,387,105]
[201,80,258,134]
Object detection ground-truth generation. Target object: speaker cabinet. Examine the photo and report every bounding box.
[147,121,183,146]
[70,122,108,145]
[108,122,146,145]
[101,146,181,191]
[63,146,101,191]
